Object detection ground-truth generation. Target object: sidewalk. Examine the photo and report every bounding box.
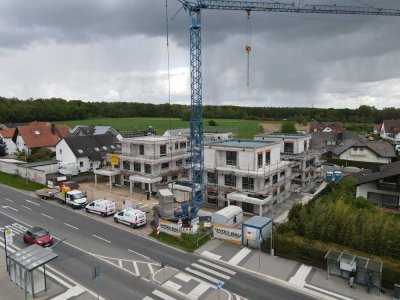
[196,239,393,300]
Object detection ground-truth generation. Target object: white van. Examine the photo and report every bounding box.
[86,199,116,217]
[114,208,147,228]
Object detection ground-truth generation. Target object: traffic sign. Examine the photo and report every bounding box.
[4,228,13,245]
[258,234,263,243]
[217,280,222,291]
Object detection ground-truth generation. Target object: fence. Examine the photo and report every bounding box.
[0,160,47,185]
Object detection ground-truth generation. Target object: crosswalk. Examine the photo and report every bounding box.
[144,258,245,300]
[289,264,312,287]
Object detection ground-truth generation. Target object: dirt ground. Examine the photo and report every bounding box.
[260,123,309,133]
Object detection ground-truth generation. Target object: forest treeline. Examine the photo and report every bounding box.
[1,97,399,123]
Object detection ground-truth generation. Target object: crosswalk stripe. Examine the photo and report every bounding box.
[198,259,236,275]
[185,267,224,284]
[228,248,251,266]
[188,282,210,299]
[191,263,231,280]
[143,297,154,300]
[152,290,176,300]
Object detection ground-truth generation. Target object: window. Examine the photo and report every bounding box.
[134,162,141,172]
[161,162,169,170]
[226,151,237,166]
[161,176,168,183]
[273,189,278,196]
[284,142,294,154]
[180,142,186,149]
[160,144,167,157]
[242,177,254,190]
[280,185,285,193]
[272,174,278,184]
[257,152,263,168]
[102,146,108,151]
[77,149,84,154]
[175,143,179,150]
[144,164,151,174]
[242,202,254,213]
[185,158,190,165]
[110,145,116,149]
[224,174,236,187]
[94,147,100,152]
[176,159,182,167]
[123,161,130,170]
[34,130,41,135]
[182,169,189,178]
[280,171,285,178]
[265,177,270,186]
[79,161,83,167]
[171,172,178,181]
[304,140,308,150]
[139,144,144,155]
[207,172,217,184]
[59,149,62,155]
[265,151,271,165]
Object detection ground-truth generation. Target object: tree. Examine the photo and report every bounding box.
[280,121,297,133]
[0,136,7,156]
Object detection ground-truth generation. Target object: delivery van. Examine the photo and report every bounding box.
[86,199,116,217]
[114,208,147,228]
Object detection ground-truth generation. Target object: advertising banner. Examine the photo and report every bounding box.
[110,154,119,166]
[245,227,257,241]
[159,219,181,237]
[213,224,242,245]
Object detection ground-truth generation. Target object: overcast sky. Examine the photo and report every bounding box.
[1,0,400,109]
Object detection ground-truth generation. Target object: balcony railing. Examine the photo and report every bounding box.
[377,181,400,192]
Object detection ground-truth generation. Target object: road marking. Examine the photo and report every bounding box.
[163,280,181,290]
[228,248,251,266]
[25,199,40,206]
[289,264,312,287]
[133,261,139,275]
[198,259,236,275]
[41,213,54,219]
[304,283,353,300]
[142,278,150,282]
[185,267,224,284]
[201,251,222,260]
[128,248,150,260]
[152,290,176,300]
[1,205,18,211]
[188,282,210,299]
[4,198,13,202]
[143,296,153,299]
[191,263,231,280]
[148,263,154,274]
[119,259,123,268]
[52,286,86,300]
[64,223,79,230]
[21,205,32,210]
[175,272,191,282]
[92,234,111,243]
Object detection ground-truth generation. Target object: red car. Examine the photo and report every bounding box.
[23,227,53,247]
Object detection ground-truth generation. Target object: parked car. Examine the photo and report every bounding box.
[114,208,147,228]
[86,199,116,217]
[23,227,53,247]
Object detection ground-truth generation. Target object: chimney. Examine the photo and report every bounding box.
[51,124,56,135]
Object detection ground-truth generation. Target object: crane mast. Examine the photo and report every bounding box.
[177,0,400,219]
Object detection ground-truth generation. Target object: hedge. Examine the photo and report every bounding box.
[273,233,400,288]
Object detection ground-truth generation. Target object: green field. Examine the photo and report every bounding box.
[60,117,264,139]
[0,172,45,191]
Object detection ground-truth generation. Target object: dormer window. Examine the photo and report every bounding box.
[34,130,40,135]
[77,149,83,154]
[102,146,107,151]
[94,147,100,152]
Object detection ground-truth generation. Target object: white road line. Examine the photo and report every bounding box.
[41,213,54,219]
[148,263,154,274]
[163,280,182,290]
[25,199,40,206]
[21,205,32,210]
[92,234,111,243]
[152,290,176,300]
[188,282,210,299]
[52,286,86,300]
[64,223,79,230]
[119,259,123,268]
[142,278,150,282]
[0,205,18,211]
[4,198,13,202]
[304,284,354,300]
[143,296,153,300]
[201,251,222,260]
[5,225,24,234]
[132,261,139,275]
[228,248,252,266]
[128,248,150,260]
[185,267,224,284]
[191,263,231,280]
[198,259,236,275]
[175,272,191,282]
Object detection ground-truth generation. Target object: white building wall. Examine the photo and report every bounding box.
[16,135,26,151]
[339,148,391,163]
[56,140,77,163]
[357,182,400,199]
[238,151,254,170]
[3,138,17,155]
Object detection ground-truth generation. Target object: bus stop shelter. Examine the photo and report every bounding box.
[325,249,383,295]
[7,244,58,299]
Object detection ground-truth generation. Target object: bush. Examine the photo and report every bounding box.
[208,119,217,126]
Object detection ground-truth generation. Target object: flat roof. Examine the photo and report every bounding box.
[122,135,186,143]
[243,216,272,229]
[255,133,311,139]
[206,139,279,148]
[8,244,58,271]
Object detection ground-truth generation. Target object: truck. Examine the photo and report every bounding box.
[54,188,88,209]
[35,188,57,200]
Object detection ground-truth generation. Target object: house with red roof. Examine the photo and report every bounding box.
[12,122,71,155]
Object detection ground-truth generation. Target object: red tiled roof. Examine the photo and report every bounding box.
[0,128,16,138]
[16,124,71,148]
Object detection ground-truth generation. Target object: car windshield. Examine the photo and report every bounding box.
[33,229,49,238]
[72,192,84,200]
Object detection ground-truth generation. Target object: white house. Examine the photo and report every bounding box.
[204,139,293,216]
[0,128,17,155]
[56,134,115,173]
[380,120,400,143]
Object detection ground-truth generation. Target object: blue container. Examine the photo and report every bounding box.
[334,171,342,181]
[325,171,334,181]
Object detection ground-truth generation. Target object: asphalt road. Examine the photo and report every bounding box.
[0,184,316,300]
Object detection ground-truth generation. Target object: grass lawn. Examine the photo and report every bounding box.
[0,171,45,191]
[60,117,264,139]
[149,230,210,252]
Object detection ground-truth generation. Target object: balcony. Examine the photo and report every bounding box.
[377,181,400,192]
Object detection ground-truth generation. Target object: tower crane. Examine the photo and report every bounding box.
[174,0,400,220]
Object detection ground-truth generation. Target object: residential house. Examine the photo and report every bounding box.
[12,122,71,155]
[309,122,346,133]
[0,127,17,155]
[330,140,395,164]
[119,136,190,194]
[204,139,293,216]
[254,133,323,192]
[373,123,382,135]
[380,120,400,143]
[352,160,400,209]
[310,131,364,153]
[56,134,115,173]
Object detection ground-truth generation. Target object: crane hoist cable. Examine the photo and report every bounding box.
[245,9,252,87]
